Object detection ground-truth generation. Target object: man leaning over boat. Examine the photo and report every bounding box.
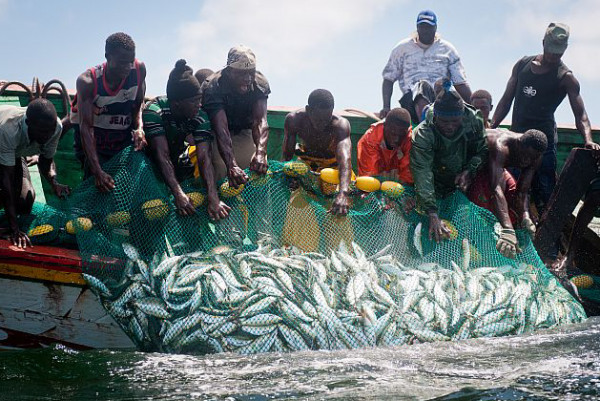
[70,32,147,193]
[0,99,68,248]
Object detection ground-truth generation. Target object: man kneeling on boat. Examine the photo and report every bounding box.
[467,129,547,258]
[0,99,69,248]
[144,60,230,221]
[283,89,352,215]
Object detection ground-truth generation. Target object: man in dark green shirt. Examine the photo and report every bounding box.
[143,59,230,221]
[410,81,487,241]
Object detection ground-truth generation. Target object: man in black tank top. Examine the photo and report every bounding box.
[491,23,599,219]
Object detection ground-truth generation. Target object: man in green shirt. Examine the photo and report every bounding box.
[410,81,487,241]
[143,59,230,221]
[0,99,70,248]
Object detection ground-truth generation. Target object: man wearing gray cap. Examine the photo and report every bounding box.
[381,10,472,122]
[201,45,270,187]
[492,23,599,219]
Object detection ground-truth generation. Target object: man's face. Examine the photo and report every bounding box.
[383,121,410,149]
[227,67,255,95]
[519,146,542,169]
[471,98,492,122]
[307,105,333,132]
[434,115,462,137]
[27,119,57,144]
[417,23,436,45]
[172,95,202,120]
[542,43,564,65]
[106,48,135,81]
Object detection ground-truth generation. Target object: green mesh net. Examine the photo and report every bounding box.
[4,147,587,354]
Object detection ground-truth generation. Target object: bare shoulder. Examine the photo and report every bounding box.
[137,60,147,80]
[332,114,351,134]
[76,70,95,97]
[285,108,307,126]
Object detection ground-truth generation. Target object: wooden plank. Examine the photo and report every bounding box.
[0,262,85,285]
[534,148,598,260]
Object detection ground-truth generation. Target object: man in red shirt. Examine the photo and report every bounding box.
[357,107,413,184]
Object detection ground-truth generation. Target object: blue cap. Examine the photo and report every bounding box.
[416,10,437,26]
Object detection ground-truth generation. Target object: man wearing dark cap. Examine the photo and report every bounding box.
[381,10,472,122]
[143,59,230,221]
[357,107,413,184]
[283,89,352,215]
[71,32,147,192]
[201,45,270,187]
[491,22,600,216]
[0,99,70,248]
[410,81,487,242]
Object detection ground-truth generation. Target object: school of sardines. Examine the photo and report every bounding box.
[83,236,586,355]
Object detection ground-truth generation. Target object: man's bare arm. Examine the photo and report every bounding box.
[330,118,352,215]
[489,159,513,229]
[76,72,115,192]
[0,164,31,247]
[131,62,148,151]
[195,141,231,221]
[381,79,394,118]
[491,62,520,128]
[249,98,269,173]
[38,156,69,198]
[454,83,472,103]
[282,113,298,161]
[210,110,247,187]
[564,73,599,150]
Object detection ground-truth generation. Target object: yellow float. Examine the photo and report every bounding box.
[283,162,309,177]
[142,199,169,220]
[66,217,93,234]
[381,181,405,198]
[571,275,594,289]
[355,176,381,192]
[106,211,131,227]
[220,181,245,198]
[187,192,205,208]
[28,224,54,237]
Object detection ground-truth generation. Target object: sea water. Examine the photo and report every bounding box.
[1,317,599,400]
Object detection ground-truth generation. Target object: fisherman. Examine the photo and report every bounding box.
[70,32,147,192]
[491,22,600,214]
[381,10,472,122]
[0,99,69,248]
[470,90,493,128]
[143,60,230,221]
[467,129,547,258]
[357,107,413,185]
[201,45,270,186]
[410,81,487,242]
[283,89,352,215]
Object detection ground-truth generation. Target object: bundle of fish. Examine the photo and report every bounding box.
[83,237,586,355]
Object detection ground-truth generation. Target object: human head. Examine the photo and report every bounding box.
[471,89,493,123]
[542,22,569,65]
[433,80,464,137]
[518,129,547,168]
[225,45,256,95]
[105,32,136,81]
[167,59,202,120]
[383,108,411,149]
[306,89,334,131]
[26,99,58,144]
[416,10,437,45]
[194,68,214,86]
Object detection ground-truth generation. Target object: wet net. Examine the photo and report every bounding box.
[5,146,587,354]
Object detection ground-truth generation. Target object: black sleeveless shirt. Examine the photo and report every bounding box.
[511,55,570,145]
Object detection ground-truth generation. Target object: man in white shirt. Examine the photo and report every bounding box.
[381,10,472,122]
[0,99,69,248]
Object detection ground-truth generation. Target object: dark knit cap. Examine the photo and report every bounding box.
[433,79,464,117]
[167,59,202,101]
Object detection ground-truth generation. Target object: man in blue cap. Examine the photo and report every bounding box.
[381,10,472,122]
[491,22,600,219]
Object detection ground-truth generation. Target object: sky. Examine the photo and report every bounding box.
[1,0,599,127]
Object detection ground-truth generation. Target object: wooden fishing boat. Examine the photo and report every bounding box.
[1,80,599,349]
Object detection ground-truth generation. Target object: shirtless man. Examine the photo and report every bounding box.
[468,129,547,258]
[70,32,147,192]
[283,89,352,215]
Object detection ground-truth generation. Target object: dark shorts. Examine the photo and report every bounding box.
[468,167,519,224]
[399,80,435,123]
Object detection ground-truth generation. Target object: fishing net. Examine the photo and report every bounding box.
[4,146,587,353]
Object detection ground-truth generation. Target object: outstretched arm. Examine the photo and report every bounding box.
[330,118,352,216]
[210,110,247,187]
[564,73,599,150]
[76,72,115,192]
[195,141,231,221]
[38,156,69,198]
[282,113,298,161]
[0,164,31,248]
[454,83,472,103]
[491,61,520,128]
[131,62,147,151]
[249,97,269,173]
[381,79,394,118]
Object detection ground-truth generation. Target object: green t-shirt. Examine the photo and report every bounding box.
[143,96,213,165]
